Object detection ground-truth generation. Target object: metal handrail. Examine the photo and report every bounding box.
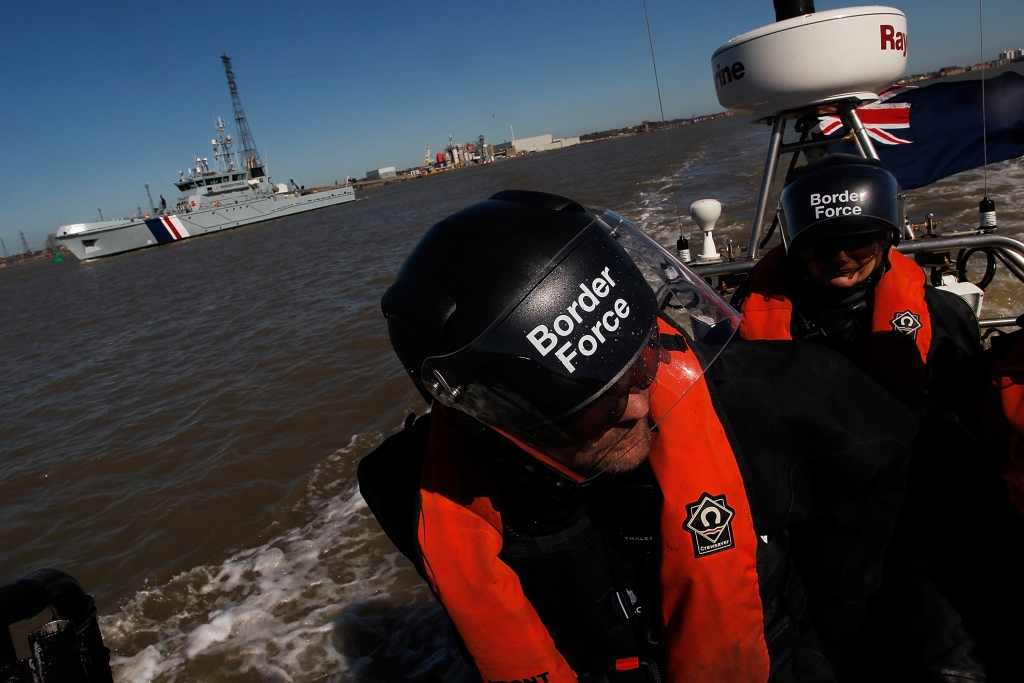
[692,233,1024,276]
[892,233,1024,256]
[980,317,1021,329]
[690,259,759,276]
[688,232,1024,328]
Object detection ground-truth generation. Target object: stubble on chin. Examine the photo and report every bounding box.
[578,417,653,475]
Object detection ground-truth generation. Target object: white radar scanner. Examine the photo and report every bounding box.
[712,6,908,120]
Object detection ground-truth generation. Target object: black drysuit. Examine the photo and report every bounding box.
[736,272,990,682]
[359,340,916,683]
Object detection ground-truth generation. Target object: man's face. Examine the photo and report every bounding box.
[564,388,652,475]
[794,231,888,289]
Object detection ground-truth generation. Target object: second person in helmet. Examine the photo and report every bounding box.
[360,190,916,683]
[734,155,990,681]
[736,154,981,411]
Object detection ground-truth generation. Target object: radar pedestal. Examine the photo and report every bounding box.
[710,5,908,258]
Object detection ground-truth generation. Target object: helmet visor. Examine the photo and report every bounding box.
[420,209,740,481]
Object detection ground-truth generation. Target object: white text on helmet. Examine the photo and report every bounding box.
[526,266,632,373]
[810,191,865,220]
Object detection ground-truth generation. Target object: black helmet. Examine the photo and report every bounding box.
[780,154,900,255]
[382,191,739,480]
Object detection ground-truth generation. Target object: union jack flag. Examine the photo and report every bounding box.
[815,86,915,145]
[816,72,1024,189]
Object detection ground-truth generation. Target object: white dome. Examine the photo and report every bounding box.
[711,6,908,120]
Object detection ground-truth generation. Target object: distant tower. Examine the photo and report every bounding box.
[1,238,8,258]
[220,54,262,170]
[425,144,431,166]
[20,231,30,254]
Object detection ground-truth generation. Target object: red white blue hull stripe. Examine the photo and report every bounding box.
[144,216,191,244]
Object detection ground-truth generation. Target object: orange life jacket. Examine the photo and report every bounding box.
[417,332,769,683]
[987,333,1024,517]
[739,245,932,407]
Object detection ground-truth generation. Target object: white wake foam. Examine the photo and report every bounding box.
[100,431,458,683]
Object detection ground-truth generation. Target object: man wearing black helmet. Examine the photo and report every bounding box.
[359,191,915,683]
[736,154,981,410]
[734,156,988,681]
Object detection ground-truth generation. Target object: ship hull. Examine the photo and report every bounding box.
[58,187,355,261]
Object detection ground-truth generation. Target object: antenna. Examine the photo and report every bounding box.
[221,54,262,170]
[642,0,685,239]
[979,0,988,195]
[978,0,996,229]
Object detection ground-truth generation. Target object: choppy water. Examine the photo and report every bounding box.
[2,116,1023,682]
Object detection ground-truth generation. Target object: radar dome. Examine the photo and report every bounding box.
[712,6,908,120]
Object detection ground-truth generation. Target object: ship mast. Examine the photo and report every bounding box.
[220,54,262,172]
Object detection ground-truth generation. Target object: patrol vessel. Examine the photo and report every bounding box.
[57,56,355,261]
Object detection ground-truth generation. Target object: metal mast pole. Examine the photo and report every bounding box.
[220,54,262,170]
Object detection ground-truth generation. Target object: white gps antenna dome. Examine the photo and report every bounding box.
[691,199,723,261]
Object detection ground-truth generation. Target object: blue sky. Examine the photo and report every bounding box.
[1,0,1021,248]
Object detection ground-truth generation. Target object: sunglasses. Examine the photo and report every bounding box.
[794,232,886,264]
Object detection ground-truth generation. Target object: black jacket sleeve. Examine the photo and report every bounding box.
[705,340,916,617]
[923,286,983,391]
[356,412,432,579]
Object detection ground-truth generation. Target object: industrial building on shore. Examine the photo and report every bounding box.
[510,134,581,154]
[365,166,396,180]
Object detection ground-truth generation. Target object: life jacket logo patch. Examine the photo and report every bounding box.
[684,493,736,557]
[890,310,922,339]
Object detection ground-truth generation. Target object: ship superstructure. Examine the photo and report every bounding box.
[58,55,353,261]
